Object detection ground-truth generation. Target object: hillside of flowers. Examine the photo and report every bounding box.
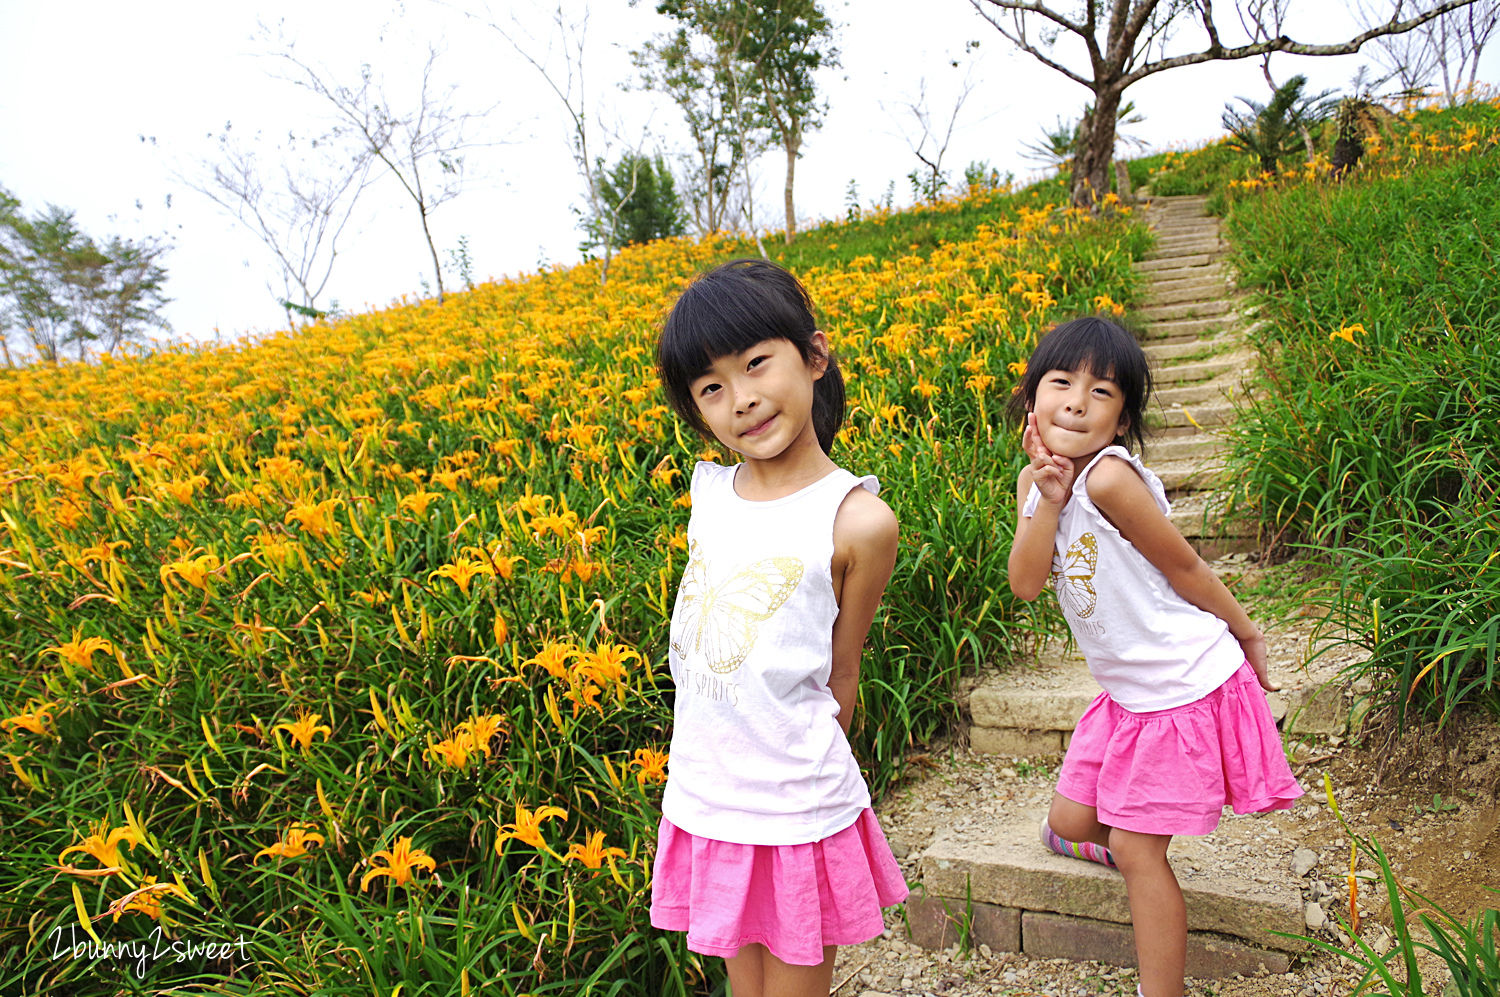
[0,184,1146,994]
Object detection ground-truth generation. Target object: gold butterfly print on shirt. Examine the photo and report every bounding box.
[670,540,804,674]
[1050,532,1098,619]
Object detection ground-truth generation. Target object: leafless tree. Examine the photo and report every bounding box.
[187,126,371,324]
[1356,0,1500,103]
[887,72,978,203]
[480,3,654,283]
[969,0,1484,209]
[271,43,487,303]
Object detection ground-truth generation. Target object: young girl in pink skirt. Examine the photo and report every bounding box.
[652,259,907,994]
[1007,317,1303,997]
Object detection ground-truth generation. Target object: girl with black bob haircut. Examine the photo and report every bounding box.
[1007,315,1154,460]
[649,257,906,994]
[658,257,846,454]
[1008,314,1302,997]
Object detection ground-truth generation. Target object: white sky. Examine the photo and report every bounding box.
[2,1,1494,345]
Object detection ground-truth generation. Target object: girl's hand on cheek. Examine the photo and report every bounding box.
[1025,414,1074,505]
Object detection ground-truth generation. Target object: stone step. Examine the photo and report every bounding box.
[1149,432,1229,463]
[1146,195,1210,209]
[1147,400,1234,430]
[1134,253,1215,272]
[1155,456,1228,492]
[1143,278,1230,307]
[1141,313,1240,341]
[917,813,1307,971]
[1154,374,1248,408]
[1147,234,1229,250]
[1168,489,1255,546]
[1150,222,1222,238]
[1142,246,1230,264]
[1143,337,1242,363]
[1138,297,1234,323]
[1153,351,1253,386]
[1139,263,1227,285]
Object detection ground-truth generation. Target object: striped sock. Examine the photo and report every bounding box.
[1039,819,1117,869]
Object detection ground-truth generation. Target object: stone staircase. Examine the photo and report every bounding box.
[900,195,1345,979]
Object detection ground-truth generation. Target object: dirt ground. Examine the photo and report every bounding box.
[831,675,1500,997]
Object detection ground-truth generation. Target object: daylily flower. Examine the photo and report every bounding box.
[564,830,627,870]
[398,489,444,516]
[427,735,472,769]
[284,497,341,540]
[359,836,436,891]
[629,748,669,785]
[495,802,567,853]
[1329,323,1366,344]
[160,551,220,592]
[108,877,192,921]
[59,820,143,872]
[274,712,332,750]
[44,630,116,671]
[429,556,493,594]
[457,713,505,757]
[255,821,326,861]
[2,699,58,737]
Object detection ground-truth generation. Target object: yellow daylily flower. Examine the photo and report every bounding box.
[629,747,669,786]
[160,551,220,592]
[563,830,627,871]
[429,556,493,595]
[44,630,116,671]
[284,497,341,540]
[274,712,332,750]
[359,836,436,891]
[108,877,192,921]
[495,802,567,852]
[2,699,59,737]
[58,820,143,872]
[255,821,326,861]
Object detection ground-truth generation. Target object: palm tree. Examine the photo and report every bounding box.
[1222,75,1336,175]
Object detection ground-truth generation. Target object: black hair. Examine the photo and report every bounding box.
[1007,316,1153,458]
[657,258,846,454]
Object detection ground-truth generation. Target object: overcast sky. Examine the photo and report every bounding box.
[2,1,1494,345]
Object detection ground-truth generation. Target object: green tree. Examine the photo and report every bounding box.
[644,0,839,244]
[589,153,687,249]
[1222,75,1335,174]
[0,186,170,365]
[633,25,744,237]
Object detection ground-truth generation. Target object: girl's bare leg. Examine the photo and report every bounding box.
[1048,791,1112,850]
[1109,828,1185,997]
[725,943,837,997]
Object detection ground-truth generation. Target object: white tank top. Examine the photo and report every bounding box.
[661,461,876,844]
[1022,446,1243,712]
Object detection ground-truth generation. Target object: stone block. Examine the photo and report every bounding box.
[1022,912,1292,977]
[921,819,1308,952]
[1283,681,1349,736]
[906,895,1020,952]
[969,726,1064,757]
[969,682,1094,731]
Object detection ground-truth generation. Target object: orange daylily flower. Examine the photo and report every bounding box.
[495,802,567,853]
[359,836,436,891]
[564,830,627,870]
[274,712,332,750]
[255,821,326,861]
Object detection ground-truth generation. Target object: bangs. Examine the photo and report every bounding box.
[1008,315,1154,457]
[657,259,818,432]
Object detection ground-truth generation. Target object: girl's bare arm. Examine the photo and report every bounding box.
[1085,456,1274,690]
[829,488,899,734]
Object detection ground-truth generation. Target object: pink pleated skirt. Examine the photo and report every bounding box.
[1057,662,1305,836]
[649,808,909,966]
